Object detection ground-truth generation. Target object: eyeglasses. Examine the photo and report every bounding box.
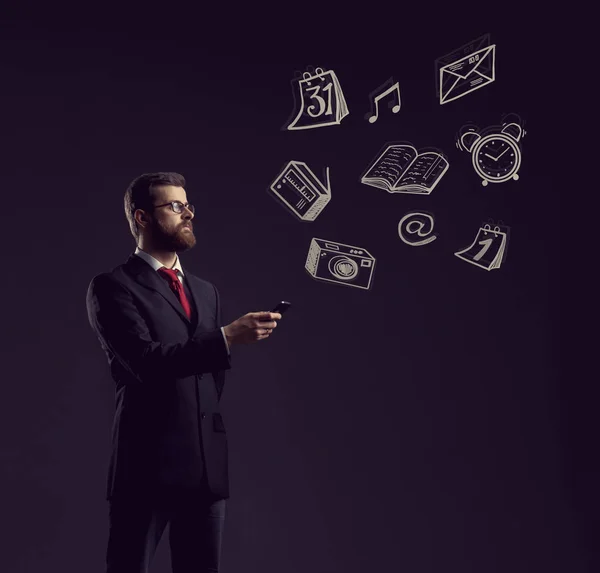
[150,201,195,215]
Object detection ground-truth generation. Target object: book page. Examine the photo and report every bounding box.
[362,145,417,188]
[397,152,448,190]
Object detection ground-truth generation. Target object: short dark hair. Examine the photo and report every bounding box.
[124,172,186,242]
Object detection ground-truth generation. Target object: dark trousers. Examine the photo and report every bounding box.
[106,488,226,573]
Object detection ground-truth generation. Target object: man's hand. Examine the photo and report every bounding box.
[223,312,282,346]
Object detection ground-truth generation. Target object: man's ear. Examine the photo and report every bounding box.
[136,209,149,224]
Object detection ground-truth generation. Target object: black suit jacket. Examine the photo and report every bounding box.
[86,254,232,501]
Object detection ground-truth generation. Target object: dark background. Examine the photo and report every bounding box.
[0,6,589,573]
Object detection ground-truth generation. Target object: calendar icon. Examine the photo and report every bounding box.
[286,67,349,131]
[454,222,510,271]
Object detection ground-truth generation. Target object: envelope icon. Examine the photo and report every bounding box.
[437,35,496,105]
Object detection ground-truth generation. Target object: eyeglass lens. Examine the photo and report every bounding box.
[175,202,194,214]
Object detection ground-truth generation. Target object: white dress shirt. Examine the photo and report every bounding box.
[134,247,230,354]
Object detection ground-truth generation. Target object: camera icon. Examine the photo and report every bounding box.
[305,238,376,290]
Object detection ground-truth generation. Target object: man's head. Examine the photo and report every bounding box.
[124,172,196,253]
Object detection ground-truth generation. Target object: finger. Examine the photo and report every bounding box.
[254,312,282,321]
[254,319,278,328]
[252,311,274,321]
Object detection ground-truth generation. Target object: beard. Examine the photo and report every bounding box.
[151,220,196,252]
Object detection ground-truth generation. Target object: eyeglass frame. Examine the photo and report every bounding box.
[148,201,195,215]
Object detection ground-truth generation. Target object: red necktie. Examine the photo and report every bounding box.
[157,267,192,319]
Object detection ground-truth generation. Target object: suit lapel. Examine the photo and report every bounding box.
[125,254,193,326]
[181,274,200,328]
[185,274,218,331]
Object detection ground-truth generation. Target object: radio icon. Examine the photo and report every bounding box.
[268,161,331,222]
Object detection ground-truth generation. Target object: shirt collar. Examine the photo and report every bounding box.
[134,246,185,277]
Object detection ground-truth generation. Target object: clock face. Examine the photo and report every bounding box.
[473,134,521,182]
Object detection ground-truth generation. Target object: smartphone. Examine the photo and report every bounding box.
[271,301,292,314]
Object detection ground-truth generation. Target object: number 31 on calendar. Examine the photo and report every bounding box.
[285,67,350,131]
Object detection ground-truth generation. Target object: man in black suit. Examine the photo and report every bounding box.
[86,172,282,573]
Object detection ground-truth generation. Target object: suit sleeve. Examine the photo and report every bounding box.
[213,285,231,354]
[213,283,229,401]
[216,283,230,355]
[86,273,231,383]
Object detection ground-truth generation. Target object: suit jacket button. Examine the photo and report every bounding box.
[201,413,206,419]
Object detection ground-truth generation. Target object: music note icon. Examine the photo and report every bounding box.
[367,81,401,124]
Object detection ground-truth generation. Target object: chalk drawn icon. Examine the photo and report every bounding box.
[365,78,401,123]
[285,67,349,131]
[361,142,449,195]
[457,116,526,186]
[435,33,496,105]
[398,211,437,246]
[268,161,331,222]
[454,221,510,271]
[305,238,376,290]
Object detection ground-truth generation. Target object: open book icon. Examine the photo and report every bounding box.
[361,144,449,195]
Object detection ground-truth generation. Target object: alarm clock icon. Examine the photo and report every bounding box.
[459,122,525,186]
